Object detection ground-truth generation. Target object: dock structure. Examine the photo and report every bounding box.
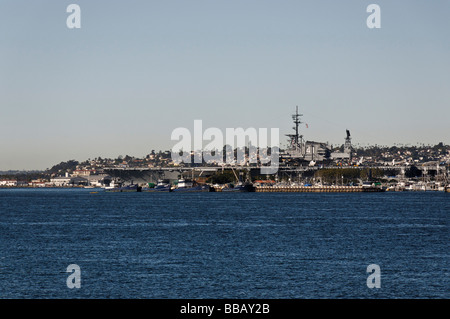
[255,186,384,193]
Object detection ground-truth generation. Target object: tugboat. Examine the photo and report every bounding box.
[142,179,172,192]
[172,179,210,192]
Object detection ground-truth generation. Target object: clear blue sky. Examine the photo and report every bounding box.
[1,0,449,170]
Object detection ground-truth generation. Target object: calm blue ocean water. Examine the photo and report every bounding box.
[0,188,448,299]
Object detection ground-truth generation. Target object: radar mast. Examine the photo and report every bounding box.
[285,106,304,157]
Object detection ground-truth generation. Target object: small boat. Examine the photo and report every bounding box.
[221,182,255,192]
[105,183,141,192]
[172,179,210,192]
[142,180,172,192]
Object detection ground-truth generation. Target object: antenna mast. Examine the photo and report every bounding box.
[292,105,303,147]
[285,106,304,156]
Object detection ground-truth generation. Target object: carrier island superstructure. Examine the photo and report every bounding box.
[281,106,352,163]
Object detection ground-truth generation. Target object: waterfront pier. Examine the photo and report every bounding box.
[255,185,384,193]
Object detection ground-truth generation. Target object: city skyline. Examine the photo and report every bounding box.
[1,0,449,170]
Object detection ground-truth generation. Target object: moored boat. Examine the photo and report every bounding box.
[142,179,172,192]
[105,183,141,192]
[221,182,255,192]
[172,179,210,192]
